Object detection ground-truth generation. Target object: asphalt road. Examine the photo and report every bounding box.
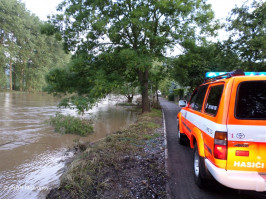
[159,97,266,199]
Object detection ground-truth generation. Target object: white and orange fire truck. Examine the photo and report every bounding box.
[177,69,266,192]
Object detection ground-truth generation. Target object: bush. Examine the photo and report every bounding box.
[168,93,175,101]
[50,113,93,136]
[173,88,184,99]
[178,89,184,99]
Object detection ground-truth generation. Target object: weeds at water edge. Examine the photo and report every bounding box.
[49,113,93,136]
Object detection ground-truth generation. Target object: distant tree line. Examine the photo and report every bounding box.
[0,0,70,91]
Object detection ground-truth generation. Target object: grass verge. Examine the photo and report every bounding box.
[47,108,167,199]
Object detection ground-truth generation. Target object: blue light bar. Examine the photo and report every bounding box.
[205,72,226,78]
[205,72,266,78]
[244,72,266,76]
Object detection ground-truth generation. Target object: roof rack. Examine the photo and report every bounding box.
[204,69,245,83]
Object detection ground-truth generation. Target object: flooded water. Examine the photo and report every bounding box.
[0,92,138,198]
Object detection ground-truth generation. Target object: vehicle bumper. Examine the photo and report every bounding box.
[205,159,266,192]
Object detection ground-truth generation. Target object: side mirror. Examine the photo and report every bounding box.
[179,100,187,108]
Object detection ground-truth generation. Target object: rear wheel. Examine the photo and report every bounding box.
[177,120,186,145]
[193,143,207,187]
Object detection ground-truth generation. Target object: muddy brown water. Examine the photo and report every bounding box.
[0,93,138,198]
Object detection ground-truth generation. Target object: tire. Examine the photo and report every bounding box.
[193,143,207,188]
[177,120,186,145]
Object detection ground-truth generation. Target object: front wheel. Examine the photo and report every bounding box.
[193,143,207,187]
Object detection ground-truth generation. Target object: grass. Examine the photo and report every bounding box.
[48,108,166,199]
[49,113,93,136]
[142,133,161,140]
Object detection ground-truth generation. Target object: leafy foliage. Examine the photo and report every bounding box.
[171,41,241,90]
[226,0,265,70]
[0,0,70,91]
[112,82,139,103]
[44,0,217,113]
[158,78,172,96]
[150,60,168,105]
[45,50,127,112]
[170,0,265,91]
[173,88,184,99]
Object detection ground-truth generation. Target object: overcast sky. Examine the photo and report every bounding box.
[21,0,250,21]
[21,0,251,55]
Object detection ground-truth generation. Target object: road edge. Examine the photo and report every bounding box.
[162,110,171,199]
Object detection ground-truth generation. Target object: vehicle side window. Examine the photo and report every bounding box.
[189,85,208,112]
[235,81,266,119]
[189,89,198,109]
[204,85,224,116]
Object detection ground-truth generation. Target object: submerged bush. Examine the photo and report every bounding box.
[50,113,93,136]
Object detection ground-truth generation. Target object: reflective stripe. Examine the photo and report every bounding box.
[182,110,266,142]
[184,110,227,138]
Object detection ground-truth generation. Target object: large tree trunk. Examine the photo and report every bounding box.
[138,69,150,113]
[9,59,12,90]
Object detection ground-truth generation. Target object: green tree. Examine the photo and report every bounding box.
[111,51,140,104]
[159,78,171,96]
[150,60,168,107]
[171,41,241,89]
[46,0,217,113]
[0,0,70,91]
[113,82,139,103]
[0,46,7,88]
[46,50,126,113]
[0,0,24,90]
[226,0,265,70]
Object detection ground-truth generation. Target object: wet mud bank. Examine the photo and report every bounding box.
[46,108,167,199]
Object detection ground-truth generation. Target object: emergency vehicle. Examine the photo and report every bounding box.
[177,69,266,192]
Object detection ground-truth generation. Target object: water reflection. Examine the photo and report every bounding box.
[0,93,138,198]
[4,93,10,109]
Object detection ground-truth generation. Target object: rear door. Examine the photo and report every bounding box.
[226,79,266,172]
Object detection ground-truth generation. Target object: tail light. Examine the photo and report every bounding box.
[214,131,227,160]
